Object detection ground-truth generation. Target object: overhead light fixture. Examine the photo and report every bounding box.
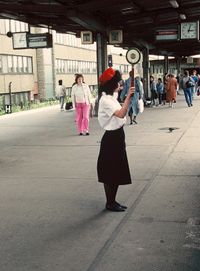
[169,0,179,8]
[121,7,134,15]
[0,13,19,20]
[180,14,186,20]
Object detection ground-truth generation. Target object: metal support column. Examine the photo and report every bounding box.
[176,56,181,76]
[96,33,107,87]
[95,33,107,116]
[142,47,150,98]
[164,55,169,75]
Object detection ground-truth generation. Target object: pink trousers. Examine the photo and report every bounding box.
[75,103,90,133]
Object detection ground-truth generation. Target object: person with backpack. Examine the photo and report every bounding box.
[180,70,194,107]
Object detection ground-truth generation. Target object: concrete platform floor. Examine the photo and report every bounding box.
[0,93,200,271]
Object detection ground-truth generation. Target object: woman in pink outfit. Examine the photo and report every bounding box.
[71,74,92,135]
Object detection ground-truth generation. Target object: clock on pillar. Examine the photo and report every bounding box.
[180,21,199,40]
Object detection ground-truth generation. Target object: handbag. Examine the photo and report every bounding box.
[138,98,144,113]
[65,102,73,110]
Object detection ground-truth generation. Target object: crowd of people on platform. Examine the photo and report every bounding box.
[55,67,200,212]
[150,69,200,108]
[55,68,200,136]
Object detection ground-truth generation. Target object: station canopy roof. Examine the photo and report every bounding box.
[0,0,200,56]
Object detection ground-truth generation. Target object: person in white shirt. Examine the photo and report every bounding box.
[71,74,92,135]
[97,67,134,212]
[56,79,66,110]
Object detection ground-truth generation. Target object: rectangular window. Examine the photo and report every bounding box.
[8,55,13,73]
[23,57,28,73]
[13,56,18,73]
[18,56,23,73]
[10,20,16,32]
[0,55,2,73]
[5,19,10,33]
[16,21,20,32]
[0,20,6,34]
[27,57,32,73]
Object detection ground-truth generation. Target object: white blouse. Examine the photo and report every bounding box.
[71,83,92,106]
[98,93,126,130]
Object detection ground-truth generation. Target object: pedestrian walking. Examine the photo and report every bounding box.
[120,73,144,124]
[71,74,92,135]
[150,75,157,106]
[166,74,177,107]
[97,67,134,212]
[156,78,164,105]
[180,70,194,107]
[56,79,66,110]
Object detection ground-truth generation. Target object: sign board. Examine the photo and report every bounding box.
[12,32,28,49]
[155,29,178,41]
[81,31,93,44]
[27,33,52,48]
[187,56,193,64]
[109,30,123,44]
[12,32,52,49]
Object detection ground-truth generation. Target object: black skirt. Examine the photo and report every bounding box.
[97,126,132,185]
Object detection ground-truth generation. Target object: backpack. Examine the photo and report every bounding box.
[186,77,195,88]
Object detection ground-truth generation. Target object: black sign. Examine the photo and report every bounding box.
[12,32,52,49]
[27,33,52,48]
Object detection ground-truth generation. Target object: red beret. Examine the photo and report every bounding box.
[99,67,116,85]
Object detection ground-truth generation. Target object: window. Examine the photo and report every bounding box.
[13,56,18,73]
[0,56,2,73]
[23,57,28,73]
[0,20,6,34]
[0,54,32,74]
[8,56,13,73]
[18,56,23,73]
[27,57,32,73]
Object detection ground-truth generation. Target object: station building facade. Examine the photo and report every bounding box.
[0,19,139,106]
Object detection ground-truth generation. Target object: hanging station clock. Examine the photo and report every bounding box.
[180,21,199,40]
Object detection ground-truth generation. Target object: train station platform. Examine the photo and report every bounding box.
[0,92,200,271]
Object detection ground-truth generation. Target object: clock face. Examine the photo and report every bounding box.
[126,48,141,64]
[12,32,27,49]
[180,22,199,40]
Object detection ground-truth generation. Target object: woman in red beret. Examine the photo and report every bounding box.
[97,68,134,212]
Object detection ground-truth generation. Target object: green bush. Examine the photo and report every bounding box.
[0,98,59,116]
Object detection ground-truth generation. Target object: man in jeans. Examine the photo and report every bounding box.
[56,79,66,110]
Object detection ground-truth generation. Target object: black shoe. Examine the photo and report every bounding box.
[191,104,193,106]
[133,119,137,124]
[130,121,133,125]
[115,201,127,209]
[85,132,90,135]
[106,203,125,212]
[79,133,83,136]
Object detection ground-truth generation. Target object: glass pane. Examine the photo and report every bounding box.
[13,56,18,73]
[8,55,13,73]
[23,57,28,73]
[27,57,32,73]
[18,56,23,73]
